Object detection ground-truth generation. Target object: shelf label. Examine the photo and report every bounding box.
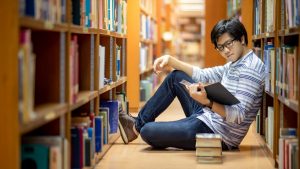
[45,112,55,120]
[44,21,54,30]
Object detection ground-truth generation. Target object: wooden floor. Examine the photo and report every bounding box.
[95,99,276,169]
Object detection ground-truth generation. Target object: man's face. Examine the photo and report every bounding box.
[215,33,245,62]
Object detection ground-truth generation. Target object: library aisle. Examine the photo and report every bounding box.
[95,99,275,169]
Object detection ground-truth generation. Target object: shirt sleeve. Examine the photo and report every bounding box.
[224,68,265,124]
[192,64,228,83]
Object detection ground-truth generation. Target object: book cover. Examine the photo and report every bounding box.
[196,147,222,157]
[196,156,222,164]
[100,100,119,133]
[180,80,240,105]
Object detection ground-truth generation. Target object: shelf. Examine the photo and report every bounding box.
[265,91,274,98]
[70,91,98,111]
[99,29,127,38]
[278,28,300,36]
[20,103,68,134]
[70,25,99,34]
[252,34,262,40]
[140,38,153,44]
[261,32,275,38]
[99,77,127,94]
[140,67,153,76]
[94,132,120,164]
[19,16,68,32]
[277,95,299,113]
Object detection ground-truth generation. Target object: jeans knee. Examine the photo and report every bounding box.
[166,70,188,82]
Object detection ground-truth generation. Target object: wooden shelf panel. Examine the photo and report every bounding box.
[278,28,300,36]
[140,38,153,44]
[70,25,99,34]
[70,91,98,111]
[261,32,275,38]
[252,34,262,40]
[140,67,153,76]
[265,91,274,98]
[277,95,299,113]
[19,16,68,32]
[99,77,127,94]
[99,29,127,38]
[20,103,68,134]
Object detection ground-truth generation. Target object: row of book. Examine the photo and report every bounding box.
[71,92,128,168]
[275,46,298,102]
[19,29,36,123]
[280,0,300,29]
[20,0,67,23]
[22,136,69,169]
[21,92,128,169]
[265,107,274,151]
[254,0,300,35]
[259,41,298,102]
[139,45,152,72]
[195,133,222,164]
[71,0,127,33]
[278,128,298,169]
[253,0,275,34]
[226,0,241,18]
[140,14,157,42]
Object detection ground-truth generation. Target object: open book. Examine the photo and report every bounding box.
[180,80,240,105]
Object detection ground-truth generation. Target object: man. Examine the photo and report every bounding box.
[119,18,265,150]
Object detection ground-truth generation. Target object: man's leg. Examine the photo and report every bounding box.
[135,70,204,132]
[119,70,204,144]
[140,114,213,150]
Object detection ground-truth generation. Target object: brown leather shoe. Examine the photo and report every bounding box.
[118,113,138,144]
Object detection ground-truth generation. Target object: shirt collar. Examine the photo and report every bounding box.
[230,50,253,67]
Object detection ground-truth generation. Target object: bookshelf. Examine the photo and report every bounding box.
[204,0,227,67]
[1,0,128,168]
[252,0,300,167]
[127,0,160,112]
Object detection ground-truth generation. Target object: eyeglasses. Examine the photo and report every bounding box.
[215,39,236,52]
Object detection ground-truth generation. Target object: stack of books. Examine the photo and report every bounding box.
[195,133,222,164]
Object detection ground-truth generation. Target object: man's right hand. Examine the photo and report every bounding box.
[153,55,172,74]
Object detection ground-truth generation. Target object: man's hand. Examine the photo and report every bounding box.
[153,55,172,74]
[188,83,211,106]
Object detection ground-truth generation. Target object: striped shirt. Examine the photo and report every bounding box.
[192,50,265,148]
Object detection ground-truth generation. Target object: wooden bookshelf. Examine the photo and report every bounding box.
[252,0,300,167]
[127,0,160,112]
[0,3,20,169]
[204,0,227,67]
[1,0,129,168]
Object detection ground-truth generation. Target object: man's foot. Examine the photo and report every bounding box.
[119,113,138,144]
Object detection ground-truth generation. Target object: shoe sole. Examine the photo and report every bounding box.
[118,119,129,144]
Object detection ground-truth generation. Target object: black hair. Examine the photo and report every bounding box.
[210,18,248,48]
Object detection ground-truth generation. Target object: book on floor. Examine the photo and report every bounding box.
[197,156,223,164]
[196,133,222,148]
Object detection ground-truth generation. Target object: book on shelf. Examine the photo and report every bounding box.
[99,45,106,88]
[22,136,68,169]
[19,29,36,123]
[100,100,119,134]
[278,128,298,169]
[99,107,110,144]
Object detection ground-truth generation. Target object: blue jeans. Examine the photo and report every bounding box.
[135,70,230,150]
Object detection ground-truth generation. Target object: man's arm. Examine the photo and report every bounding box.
[153,55,194,76]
